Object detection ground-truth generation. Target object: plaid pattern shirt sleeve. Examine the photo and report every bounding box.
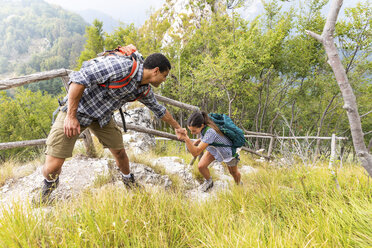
[62,55,166,127]
[138,89,166,119]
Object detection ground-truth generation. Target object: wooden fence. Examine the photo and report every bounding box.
[0,69,347,162]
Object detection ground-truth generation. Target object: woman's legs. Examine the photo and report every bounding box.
[198,151,215,180]
[227,165,241,184]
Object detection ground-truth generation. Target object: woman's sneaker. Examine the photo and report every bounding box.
[200,179,214,192]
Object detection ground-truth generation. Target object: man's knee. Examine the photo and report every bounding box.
[43,155,65,179]
[110,148,127,159]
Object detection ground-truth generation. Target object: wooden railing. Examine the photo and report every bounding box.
[0,69,347,161]
[0,69,200,157]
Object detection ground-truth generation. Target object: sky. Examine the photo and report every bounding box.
[45,0,363,27]
[45,0,166,26]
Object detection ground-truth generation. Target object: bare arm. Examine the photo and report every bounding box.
[183,135,209,157]
[64,82,85,137]
[161,109,186,139]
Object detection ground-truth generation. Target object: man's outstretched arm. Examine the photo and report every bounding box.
[161,110,186,139]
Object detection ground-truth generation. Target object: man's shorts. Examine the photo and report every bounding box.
[45,111,124,158]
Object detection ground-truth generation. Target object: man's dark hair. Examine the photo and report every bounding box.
[143,53,171,72]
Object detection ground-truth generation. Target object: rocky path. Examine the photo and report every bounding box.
[0,155,256,211]
[0,107,257,212]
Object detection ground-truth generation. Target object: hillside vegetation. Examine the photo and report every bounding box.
[1,0,370,163]
[0,1,371,246]
[0,157,371,247]
[0,0,87,95]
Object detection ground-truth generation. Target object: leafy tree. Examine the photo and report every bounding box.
[76,19,105,69]
[0,89,59,162]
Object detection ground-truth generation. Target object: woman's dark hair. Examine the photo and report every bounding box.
[187,111,223,136]
[143,53,171,72]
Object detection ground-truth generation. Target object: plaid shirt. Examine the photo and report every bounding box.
[61,55,166,127]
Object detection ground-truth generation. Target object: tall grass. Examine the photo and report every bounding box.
[1,163,371,247]
[0,158,41,187]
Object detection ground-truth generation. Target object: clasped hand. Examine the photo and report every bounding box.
[175,128,188,141]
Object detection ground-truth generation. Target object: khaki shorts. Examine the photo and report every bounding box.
[45,111,124,158]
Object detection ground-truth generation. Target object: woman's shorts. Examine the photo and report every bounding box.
[224,157,240,167]
[45,111,124,158]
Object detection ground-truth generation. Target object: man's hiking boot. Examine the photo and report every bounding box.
[33,178,59,204]
[121,173,141,189]
[200,179,214,192]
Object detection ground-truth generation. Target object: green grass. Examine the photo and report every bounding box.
[1,163,371,247]
[0,158,42,187]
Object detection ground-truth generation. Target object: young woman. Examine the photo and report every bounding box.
[179,111,241,192]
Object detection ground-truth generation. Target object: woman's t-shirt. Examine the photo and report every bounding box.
[201,127,233,162]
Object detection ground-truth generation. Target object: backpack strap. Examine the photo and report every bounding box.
[119,108,127,133]
[201,126,238,155]
[98,56,139,89]
[129,85,151,102]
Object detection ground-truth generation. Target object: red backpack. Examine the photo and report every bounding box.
[97,46,144,88]
[97,45,149,132]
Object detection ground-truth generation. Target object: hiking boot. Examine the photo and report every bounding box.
[199,179,214,192]
[33,178,59,204]
[121,173,141,189]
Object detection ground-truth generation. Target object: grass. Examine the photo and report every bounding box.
[1,140,371,247]
[127,141,190,190]
[0,157,42,187]
[1,161,371,247]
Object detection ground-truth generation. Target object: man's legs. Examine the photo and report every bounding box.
[34,155,66,204]
[34,111,81,203]
[110,148,141,189]
[88,118,139,188]
[109,148,129,174]
[43,155,65,180]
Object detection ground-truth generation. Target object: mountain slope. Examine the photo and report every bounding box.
[0,0,88,81]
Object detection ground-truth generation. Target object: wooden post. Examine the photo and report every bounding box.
[60,75,70,90]
[268,137,275,157]
[61,75,97,158]
[329,133,336,169]
[329,133,341,191]
[82,130,97,158]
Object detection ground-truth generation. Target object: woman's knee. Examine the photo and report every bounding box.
[198,162,209,170]
[229,166,240,176]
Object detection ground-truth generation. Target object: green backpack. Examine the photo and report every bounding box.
[202,113,246,155]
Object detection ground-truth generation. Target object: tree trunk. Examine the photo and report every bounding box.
[306,0,372,177]
[314,94,338,160]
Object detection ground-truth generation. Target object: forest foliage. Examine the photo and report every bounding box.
[0,0,371,162]
[0,0,87,95]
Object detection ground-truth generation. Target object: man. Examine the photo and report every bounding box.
[35,45,184,203]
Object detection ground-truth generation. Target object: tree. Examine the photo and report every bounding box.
[0,89,59,161]
[76,19,105,69]
[306,0,372,177]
